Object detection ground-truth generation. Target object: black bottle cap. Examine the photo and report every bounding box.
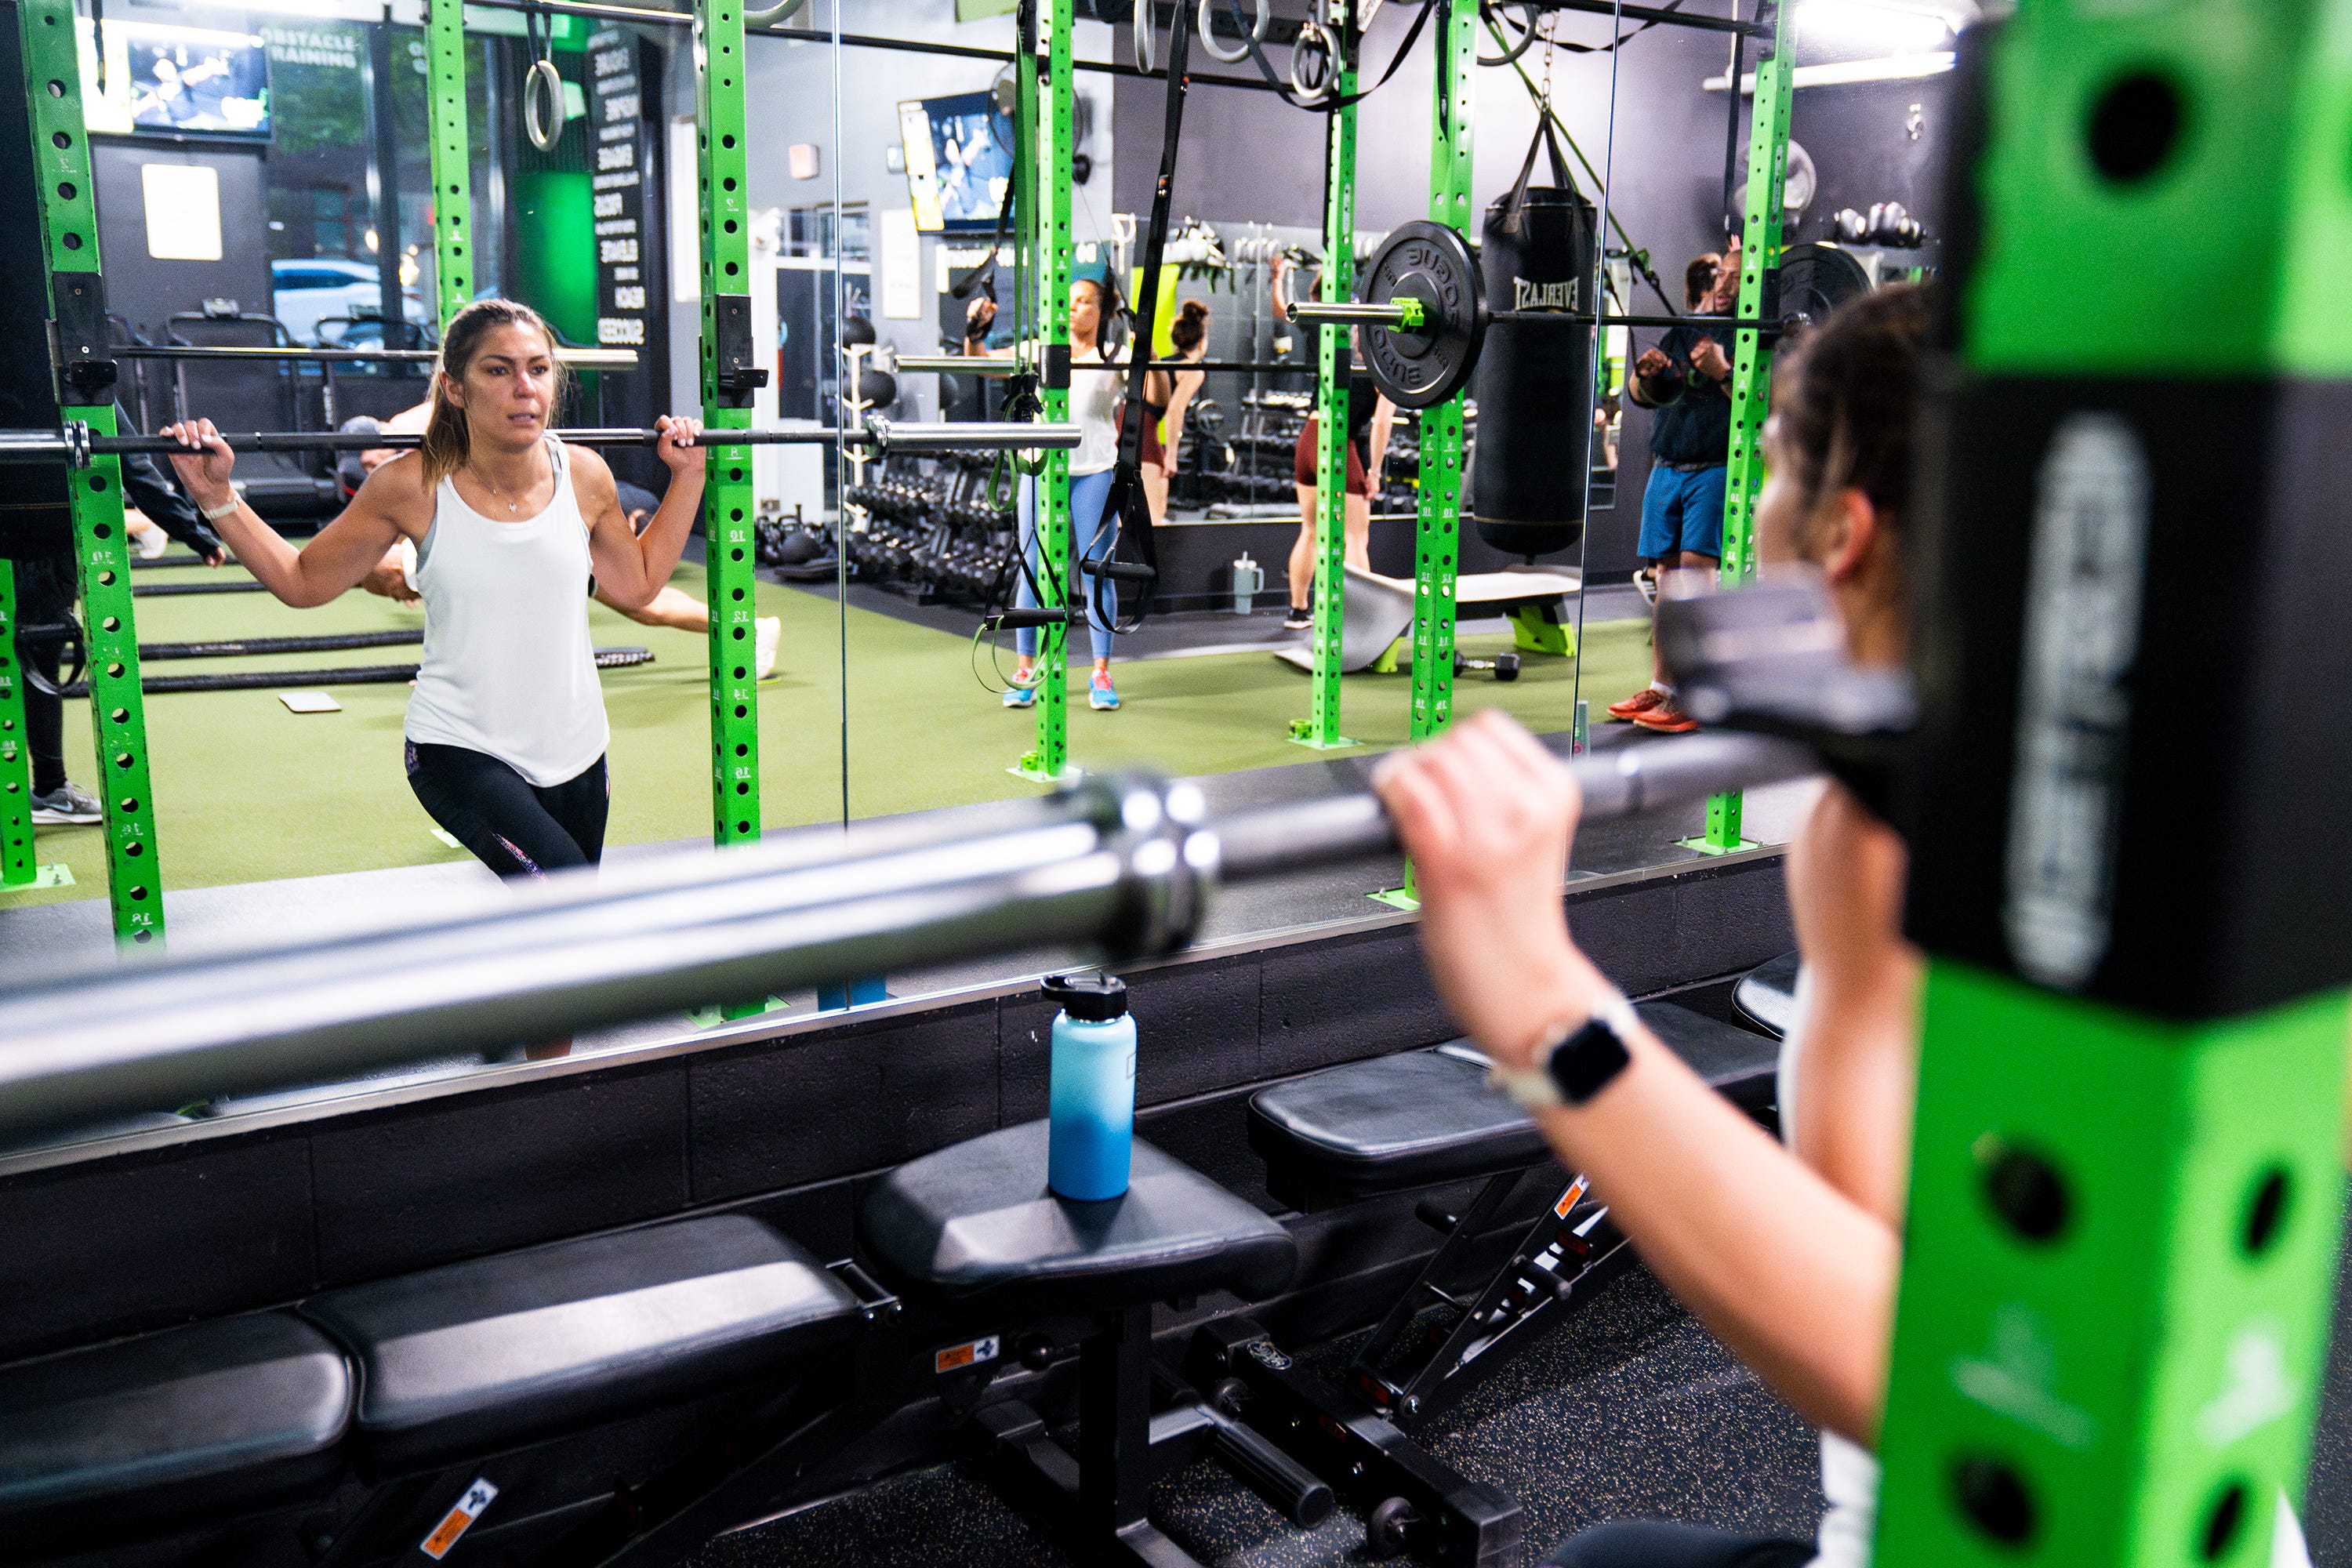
[1041,972,1128,1022]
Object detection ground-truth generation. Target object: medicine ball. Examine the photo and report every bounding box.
[1470,186,1596,559]
[853,368,898,410]
[840,315,878,347]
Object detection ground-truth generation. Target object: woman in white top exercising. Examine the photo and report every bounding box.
[165,298,705,880]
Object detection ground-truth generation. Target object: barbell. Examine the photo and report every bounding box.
[0,415,1083,471]
[0,577,1896,1144]
[1284,223,1868,408]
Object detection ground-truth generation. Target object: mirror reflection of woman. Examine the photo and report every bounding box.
[164,299,706,897]
[1139,299,1210,528]
[964,274,1128,711]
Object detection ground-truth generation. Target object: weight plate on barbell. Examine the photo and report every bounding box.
[1356,220,1486,410]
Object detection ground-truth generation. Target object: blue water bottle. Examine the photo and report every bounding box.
[1044,974,1136,1201]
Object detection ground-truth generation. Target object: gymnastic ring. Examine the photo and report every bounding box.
[1290,18,1335,103]
[742,0,807,25]
[1198,0,1269,65]
[523,57,565,153]
[1133,0,1155,74]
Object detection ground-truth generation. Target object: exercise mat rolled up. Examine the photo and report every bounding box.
[1471,136,1596,561]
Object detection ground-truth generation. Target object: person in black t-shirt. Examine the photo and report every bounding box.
[1610,241,1740,734]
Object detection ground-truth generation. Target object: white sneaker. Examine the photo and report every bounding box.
[133,521,169,560]
[31,781,103,825]
[754,615,781,681]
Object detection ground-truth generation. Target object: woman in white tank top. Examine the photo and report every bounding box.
[166,298,706,880]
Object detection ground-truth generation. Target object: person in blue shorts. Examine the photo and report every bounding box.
[1610,242,1740,734]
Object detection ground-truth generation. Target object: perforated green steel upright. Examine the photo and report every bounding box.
[1877,5,2352,1565]
[1698,0,1791,854]
[1291,0,1359,751]
[423,0,472,327]
[1014,0,1075,782]
[695,0,761,851]
[0,564,34,887]
[1406,0,1475,747]
[21,0,159,944]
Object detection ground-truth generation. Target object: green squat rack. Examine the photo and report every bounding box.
[0,564,42,888]
[1291,2,1364,752]
[15,0,162,943]
[1406,0,1479,753]
[1877,5,2352,1564]
[692,0,766,857]
[1693,0,1793,856]
[1014,0,1078,783]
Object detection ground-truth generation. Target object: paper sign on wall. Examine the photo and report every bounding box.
[141,164,223,261]
[880,209,920,319]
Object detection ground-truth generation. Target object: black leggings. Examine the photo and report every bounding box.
[1543,1522,1814,1568]
[405,741,608,879]
[14,553,74,796]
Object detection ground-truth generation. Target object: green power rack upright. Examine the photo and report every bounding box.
[1876,4,2352,1563]
[16,0,161,943]
[0,562,37,888]
[1695,0,1791,855]
[1406,0,1477,752]
[1291,1,1361,752]
[1013,0,1076,782]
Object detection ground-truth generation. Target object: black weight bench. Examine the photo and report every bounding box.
[0,1214,881,1567]
[859,1120,1325,1568]
[0,1312,353,1557]
[1191,1001,1780,1565]
[1735,950,1801,1039]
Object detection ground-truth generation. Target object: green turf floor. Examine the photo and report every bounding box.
[5,561,1650,907]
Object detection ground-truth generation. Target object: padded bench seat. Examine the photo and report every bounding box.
[860,1120,1297,1318]
[302,1214,859,1472]
[1735,951,1801,1040]
[0,1312,352,1544]
[1249,1002,1781,1207]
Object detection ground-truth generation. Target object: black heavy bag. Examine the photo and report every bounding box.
[1469,119,1597,560]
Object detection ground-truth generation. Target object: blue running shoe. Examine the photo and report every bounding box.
[1003,684,1035,708]
[1089,672,1120,711]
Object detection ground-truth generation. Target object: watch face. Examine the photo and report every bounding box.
[1548,1014,1632,1105]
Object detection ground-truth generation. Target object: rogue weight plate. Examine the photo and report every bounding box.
[1772,241,1872,333]
[1356,221,1487,410]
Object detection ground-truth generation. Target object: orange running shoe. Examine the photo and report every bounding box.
[1606,686,1670,722]
[1632,700,1699,735]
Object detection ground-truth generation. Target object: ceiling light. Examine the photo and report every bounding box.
[1798,0,1955,53]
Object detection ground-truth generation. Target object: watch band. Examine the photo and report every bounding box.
[1490,991,1637,1110]
[199,495,241,522]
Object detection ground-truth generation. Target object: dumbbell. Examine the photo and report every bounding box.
[1451,649,1521,682]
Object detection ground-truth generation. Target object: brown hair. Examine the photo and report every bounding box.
[418,299,570,487]
[1170,298,1208,354]
[1769,281,1933,544]
[1685,254,1722,310]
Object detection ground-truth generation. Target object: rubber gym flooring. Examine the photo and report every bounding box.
[5,556,1651,906]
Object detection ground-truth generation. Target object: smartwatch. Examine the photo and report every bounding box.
[1490,991,1637,1110]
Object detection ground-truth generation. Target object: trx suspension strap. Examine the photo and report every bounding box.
[1088,0,1196,631]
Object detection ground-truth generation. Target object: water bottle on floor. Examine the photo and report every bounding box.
[1044,974,1136,1201]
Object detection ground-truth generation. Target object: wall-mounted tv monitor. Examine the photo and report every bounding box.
[78,16,272,139]
[898,92,1012,235]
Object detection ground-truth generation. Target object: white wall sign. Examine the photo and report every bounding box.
[880,208,920,319]
[668,116,699,303]
[141,164,223,262]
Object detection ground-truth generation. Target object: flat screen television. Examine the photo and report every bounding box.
[78,16,271,139]
[897,92,1012,235]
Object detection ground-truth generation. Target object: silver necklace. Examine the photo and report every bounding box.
[470,461,529,514]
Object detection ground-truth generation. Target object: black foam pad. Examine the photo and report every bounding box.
[1733,952,1801,1040]
[1249,1003,1782,1207]
[0,1312,351,1540]
[859,1122,1297,1318]
[303,1214,858,1474]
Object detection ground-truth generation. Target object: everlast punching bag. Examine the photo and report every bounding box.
[1470,120,1597,560]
